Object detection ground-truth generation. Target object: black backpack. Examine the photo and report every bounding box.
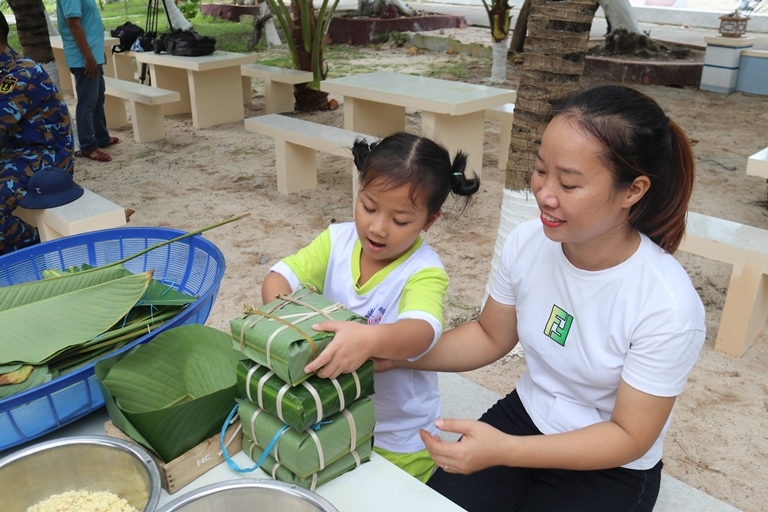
[111,22,146,53]
[155,30,216,57]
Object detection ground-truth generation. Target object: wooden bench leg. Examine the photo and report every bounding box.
[105,95,129,129]
[274,140,318,194]
[242,76,252,106]
[714,262,768,357]
[129,100,166,143]
[264,81,295,114]
[497,115,513,170]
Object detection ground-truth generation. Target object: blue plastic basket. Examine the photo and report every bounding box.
[0,227,227,452]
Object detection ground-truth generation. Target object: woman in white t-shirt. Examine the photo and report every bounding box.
[261,132,480,483]
[380,85,706,511]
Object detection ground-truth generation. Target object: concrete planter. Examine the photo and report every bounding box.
[327,10,466,46]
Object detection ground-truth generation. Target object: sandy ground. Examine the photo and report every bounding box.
[64,31,768,511]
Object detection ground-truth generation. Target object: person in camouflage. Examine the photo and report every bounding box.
[1,12,75,255]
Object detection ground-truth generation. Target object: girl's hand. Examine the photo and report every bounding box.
[419,419,510,474]
[305,320,372,379]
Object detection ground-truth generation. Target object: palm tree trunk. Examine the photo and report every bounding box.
[491,40,508,82]
[7,0,54,64]
[485,0,598,302]
[509,0,531,56]
[485,1,511,82]
[506,0,598,189]
[291,0,329,111]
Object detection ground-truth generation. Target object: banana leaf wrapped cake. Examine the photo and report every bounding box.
[237,396,375,479]
[238,398,375,490]
[230,288,367,386]
[241,428,373,491]
[236,359,375,432]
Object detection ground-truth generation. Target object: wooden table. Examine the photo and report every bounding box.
[133,50,257,128]
[49,35,120,93]
[5,408,467,512]
[320,71,517,178]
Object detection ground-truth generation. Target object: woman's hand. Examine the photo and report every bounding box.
[420,419,511,474]
[305,320,372,379]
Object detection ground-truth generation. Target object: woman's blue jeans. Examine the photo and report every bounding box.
[70,65,110,153]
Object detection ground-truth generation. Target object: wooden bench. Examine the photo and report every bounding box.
[679,211,768,357]
[746,147,768,178]
[485,102,515,170]
[244,113,374,195]
[14,188,127,242]
[241,64,314,114]
[103,77,180,143]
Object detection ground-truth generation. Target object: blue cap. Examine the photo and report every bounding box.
[19,168,84,209]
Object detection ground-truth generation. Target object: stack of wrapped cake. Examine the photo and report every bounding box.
[229,288,376,490]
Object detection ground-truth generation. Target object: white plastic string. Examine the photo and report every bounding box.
[342,409,356,452]
[330,377,344,411]
[307,428,325,470]
[256,369,274,410]
[300,380,324,423]
[245,364,259,403]
[276,383,290,423]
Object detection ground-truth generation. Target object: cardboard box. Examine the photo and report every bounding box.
[104,420,243,494]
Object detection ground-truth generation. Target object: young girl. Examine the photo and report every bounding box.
[379,86,706,511]
[261,132,480,482]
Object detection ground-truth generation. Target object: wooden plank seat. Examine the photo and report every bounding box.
[103,77,180,143]
[244,113,374,195]
[14,188,127,242]
[679,211,768,357]
[241,64,314,113]
[485,102,515,170]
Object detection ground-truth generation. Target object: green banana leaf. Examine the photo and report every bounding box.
[0,266,131,310]
[0,363,23,373]
[96,324,240,463]
[137,279,199,306]
[0,365,51,398]
[0,271,153,364]
[0,364,33,385]
[44,263,198,307]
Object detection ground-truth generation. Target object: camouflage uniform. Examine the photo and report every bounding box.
[1,45,75,255]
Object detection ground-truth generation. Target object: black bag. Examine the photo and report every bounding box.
[110,22,145,53]
[156,30,216,57]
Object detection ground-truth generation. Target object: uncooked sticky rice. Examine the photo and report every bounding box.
[26,489,140,512]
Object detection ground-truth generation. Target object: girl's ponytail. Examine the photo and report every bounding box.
[352,137,375,172]
[449,152,480,197]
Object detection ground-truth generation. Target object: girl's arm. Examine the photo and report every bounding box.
[261,271,293,305]
[423,380,675,473]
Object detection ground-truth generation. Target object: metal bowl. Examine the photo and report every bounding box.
[156,479,339,512]
[0,435,161,512]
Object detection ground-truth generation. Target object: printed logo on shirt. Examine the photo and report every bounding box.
[365,305,386,325]
[0,76,18,94]
[544,305,573,346]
